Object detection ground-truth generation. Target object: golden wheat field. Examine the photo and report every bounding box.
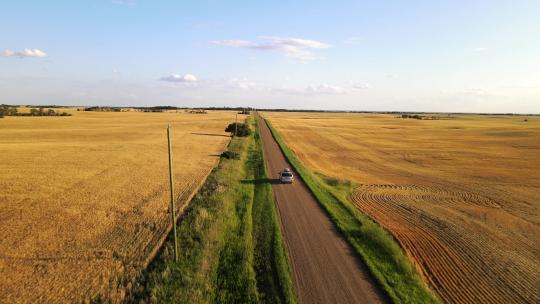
[0,109,238,303]
[263,111,540,304]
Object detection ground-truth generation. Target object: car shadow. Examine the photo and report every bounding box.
[241,178,281,185]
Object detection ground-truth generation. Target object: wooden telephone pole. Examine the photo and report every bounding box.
[167,124,179,262]
[234,113,238,137]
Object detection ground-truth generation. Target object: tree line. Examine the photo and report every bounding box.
[0,105,71,118]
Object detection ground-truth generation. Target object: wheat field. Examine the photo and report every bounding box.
[263,111,540,304]
[0,109,237,303]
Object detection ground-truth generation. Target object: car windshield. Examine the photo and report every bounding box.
[282,173,292,177]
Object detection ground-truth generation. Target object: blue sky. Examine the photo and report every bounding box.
[1,1,539,113]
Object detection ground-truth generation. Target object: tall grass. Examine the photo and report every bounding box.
[264,118,440,304]
[132,116,295,304]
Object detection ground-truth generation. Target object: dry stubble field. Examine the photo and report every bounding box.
[0,109,237,303]
[263,112,540,304]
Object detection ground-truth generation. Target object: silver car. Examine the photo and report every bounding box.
[279,168,294,183]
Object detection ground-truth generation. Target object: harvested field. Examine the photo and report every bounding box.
[263,112,540,304]
[0,110,237,303]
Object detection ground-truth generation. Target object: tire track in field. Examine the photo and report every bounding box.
[351,184,540,304]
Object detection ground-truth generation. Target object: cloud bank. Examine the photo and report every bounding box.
[228,77,256,89]
[212,36,331,63]
[157,73,372,97]
[2,49,48,58]
[160,74,198,83]
[306,84,347,94]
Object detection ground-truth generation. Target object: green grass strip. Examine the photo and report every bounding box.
[131,116,296,304]
[264,118,441,304]
[249,117,297,304]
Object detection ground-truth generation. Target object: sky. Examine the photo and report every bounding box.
[1,1,539,113]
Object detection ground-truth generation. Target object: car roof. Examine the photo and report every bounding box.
[283,168,291,172]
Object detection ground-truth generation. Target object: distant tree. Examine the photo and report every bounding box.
[225,122,251,137]
[30,108,40,116]
[4,106,18,116]
[0,105,71,117]
[84,106,120,112]
[220,150,240,159]
[188,109,207,114]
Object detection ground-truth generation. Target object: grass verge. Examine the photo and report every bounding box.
[250,118,296,304]
[263,118,440,304]
[130,116,295,304]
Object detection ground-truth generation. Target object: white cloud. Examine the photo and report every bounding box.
[212,36,331,63]
[352,83,372,89]
[271,81,373,96]
[159,74,262,91]
[306,84,347,94]
[160,74,198,83]
[2,48,48,58]
[2,50,15,57]
[261,36,330,49]
[157,73,368,97]
[272,84,347,95]
[211,40,258,48]
[228,77,256,89]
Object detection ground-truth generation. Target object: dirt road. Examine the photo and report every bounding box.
[258,116,386,304]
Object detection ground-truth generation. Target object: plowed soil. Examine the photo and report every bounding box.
[263,112,540,304]
[0,110,236,303]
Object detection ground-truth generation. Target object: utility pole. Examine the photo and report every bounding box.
[234,113,238,137]
[167,124,179,262]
